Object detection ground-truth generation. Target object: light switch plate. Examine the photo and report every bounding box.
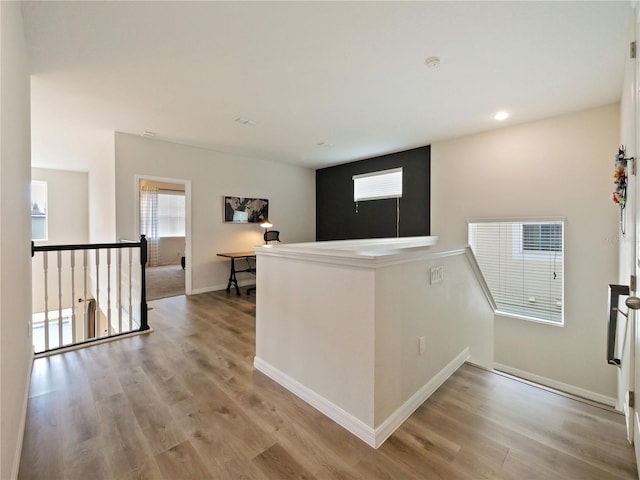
[430,266,443,284]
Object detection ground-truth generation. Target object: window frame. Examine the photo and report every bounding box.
[352,167,403,202]
[31,180,48,241]
[469,218,565,326]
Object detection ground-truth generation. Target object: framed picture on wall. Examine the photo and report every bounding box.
[224,196,269,223]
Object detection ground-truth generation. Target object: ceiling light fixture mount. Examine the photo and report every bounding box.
[493,111,510,121]
[425,56,441,69]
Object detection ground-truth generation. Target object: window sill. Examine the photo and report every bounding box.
[495,310,564,327]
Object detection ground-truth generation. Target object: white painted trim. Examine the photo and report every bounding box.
[254,356,377,447]
[254,347,470,449]
[35,328,153,359]
[463,246,497,311]
[190,279,255,296]
[374,347,470,447]
[254,239,475,270]
[635,410,640,449]
[494,363,617,408]
[467,216,566,224]
[11,350,34,480]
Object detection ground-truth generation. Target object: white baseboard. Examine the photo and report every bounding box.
[12,349,34,479]
[191,279,255,296]
[374,347,470,447]
[494,363,617,408]
[254,356,377,446]
[254,347,470,449]
[635,411,640,449]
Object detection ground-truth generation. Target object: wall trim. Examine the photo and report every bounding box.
[374,347,470,447]
[254,347,470,449]
[494,363,617,408]
[191,279,255,296]
[253,356,377,447]
[463,246,497,311]
[11,350,34,479]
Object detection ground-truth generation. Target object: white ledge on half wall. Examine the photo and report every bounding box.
[254,235,439,267]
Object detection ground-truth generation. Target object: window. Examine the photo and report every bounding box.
[31,181,48,241]
[522,223,562,252]
[353,167,403,201]
[157,192,185,237]
[469,220,564,325]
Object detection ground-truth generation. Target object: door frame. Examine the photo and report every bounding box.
[135,174,192,295]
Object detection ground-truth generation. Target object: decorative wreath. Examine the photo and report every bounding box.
[613,145,628,209]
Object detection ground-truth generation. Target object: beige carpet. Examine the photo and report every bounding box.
[146,264,185,300]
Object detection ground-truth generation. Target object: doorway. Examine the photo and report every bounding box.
[136,175,192,299]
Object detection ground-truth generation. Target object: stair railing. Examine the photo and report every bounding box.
[31,235,149,354]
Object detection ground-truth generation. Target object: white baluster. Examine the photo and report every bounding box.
[117,248,123,333]
[95,250,100,338]
[83,250,88,339]
[43,251,49,351]
[128,247,133,330]
[57,251,63,347]
[70,250,76,344]
[107,249,112,334]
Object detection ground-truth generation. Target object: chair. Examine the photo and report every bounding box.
[264,230,280,243]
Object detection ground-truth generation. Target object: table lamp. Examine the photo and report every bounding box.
[260,220,273,243]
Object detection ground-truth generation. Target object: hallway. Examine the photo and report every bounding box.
[19,291,637,479]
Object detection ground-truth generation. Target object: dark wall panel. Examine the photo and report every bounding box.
[316,146,430,241]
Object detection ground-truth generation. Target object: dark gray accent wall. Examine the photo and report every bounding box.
[316,145,430,241]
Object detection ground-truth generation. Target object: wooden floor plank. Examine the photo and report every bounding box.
[18,291,638,479]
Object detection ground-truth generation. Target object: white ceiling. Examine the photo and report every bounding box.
[22,1,631,171]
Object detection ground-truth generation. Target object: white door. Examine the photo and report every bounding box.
[634,14,640,465]
[629,7,640,468]
[618,6,639,453]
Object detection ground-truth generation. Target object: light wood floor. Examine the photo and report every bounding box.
[19,291,637,479]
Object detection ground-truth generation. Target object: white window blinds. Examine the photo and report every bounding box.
[353,168,403,201]
[468,220,564,324]
[157,192,186,237]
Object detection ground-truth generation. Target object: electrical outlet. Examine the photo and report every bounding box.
[419,336,426,355]
[430,266,443,284]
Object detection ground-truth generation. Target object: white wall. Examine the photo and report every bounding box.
[31,168,89,314]
[114,133,316,293]
[89,134,116,243]
[254,245,494,446]
[432,103,620,401]
[373,250,494,425]
[0,3,33,478]
[31,168,88,244]
[158,237,185,265]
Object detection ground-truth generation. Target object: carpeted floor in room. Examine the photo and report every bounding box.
[146,264,185,300]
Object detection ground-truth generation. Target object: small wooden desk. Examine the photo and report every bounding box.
[217,251,256,296]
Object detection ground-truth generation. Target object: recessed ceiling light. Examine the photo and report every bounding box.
[493,111,510,121]
[425,56,441,69]
[235,117,257,126]
[141,131,156,138]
